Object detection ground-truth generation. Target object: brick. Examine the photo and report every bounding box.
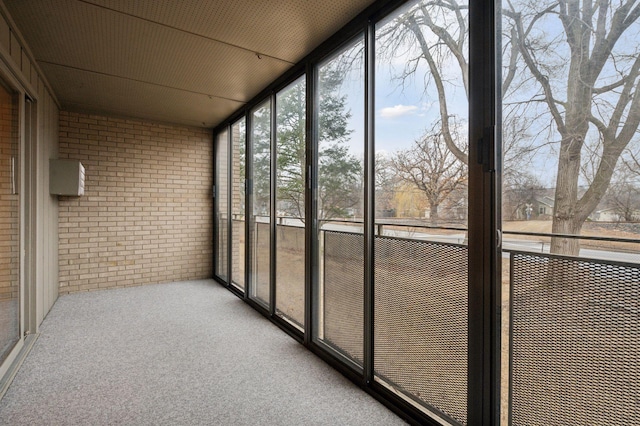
[58,112,213,292]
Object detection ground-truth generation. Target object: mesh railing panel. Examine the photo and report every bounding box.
[252,221,270,306]
[374,236,468,425]
[276,225,305,327]
[231,219,245,290]
[322,230,364,365]
[216,217,228,281]
[510,253,640,426]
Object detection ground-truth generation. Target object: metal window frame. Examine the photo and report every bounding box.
[245,108,256,305]
[227,125,235,294]
[246,98,272,312]
[0,60,39,388]
[308,30,367,375]
[213,128,230,286]
[230,117,247,297]
[210,0,500,424]
[467,1,501,424]
[272,74,307,337]
[363,16,375,389]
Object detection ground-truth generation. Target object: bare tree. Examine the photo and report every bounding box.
[374,0,640,255]
[375,152,400,217]
[380,0,640,255]
[392,121,467,224]
[377,0,538,218]
[377,0,470,165]
[605,158,640,221]
[504,0,640,254]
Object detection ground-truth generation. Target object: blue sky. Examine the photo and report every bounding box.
[337,52,468,158]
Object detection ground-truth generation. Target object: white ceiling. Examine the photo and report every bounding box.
[4,0,376,128]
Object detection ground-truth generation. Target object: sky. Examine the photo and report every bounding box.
[333,36,468,161]
[322,1,640,193]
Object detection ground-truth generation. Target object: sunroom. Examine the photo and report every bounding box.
[0,0,638,425]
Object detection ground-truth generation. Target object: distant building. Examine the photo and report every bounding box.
[512,195,555,220]
[591,208,620,222]
[590,208,640,222]
[503,187,555,220]
[533,196,555,219]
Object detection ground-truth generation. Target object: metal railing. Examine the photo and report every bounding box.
[225,215,640,425]
[317,218,640,425]
[507,247,640,426]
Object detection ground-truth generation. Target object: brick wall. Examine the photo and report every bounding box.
[58,111,213,293]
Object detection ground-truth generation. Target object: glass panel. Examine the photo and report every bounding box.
[250,101,271,307]
[374,0,469,423]
[0,83,20,364]
[275,76,306,329]
[231,119,246,291]
[314,37,365,368]
[501,1,640,424]
[215,130,229,282]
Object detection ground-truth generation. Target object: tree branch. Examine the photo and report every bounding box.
[417,2,469,98]
[404,14,469,164]
[609,54,640,131]
[509,7,567,136]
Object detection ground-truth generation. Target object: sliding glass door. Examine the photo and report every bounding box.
[214,130,229,282]
[501,1,640,425]
[373,1,469,423]
[249,101,271,307]
[275,77,306,329]
[313,36,366,368]
[230,119,246,291]
[0,80,21,365]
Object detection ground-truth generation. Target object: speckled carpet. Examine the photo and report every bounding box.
[0,280,404,425]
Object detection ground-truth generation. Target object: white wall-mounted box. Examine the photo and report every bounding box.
[50,159,85,196]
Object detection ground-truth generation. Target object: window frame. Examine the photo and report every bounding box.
[211,0,500,424]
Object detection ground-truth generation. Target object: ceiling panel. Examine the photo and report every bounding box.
[3,0,377,127]
[6,0,292,101]
[42,63,244,128]
[81,0,376,63]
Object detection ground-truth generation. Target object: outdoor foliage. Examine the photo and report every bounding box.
[392,121,468,223]
[275,65,362,221]
[317,64,363,220]
[276,80,306,219]
[504,0,640,254]
[251,103,271,216]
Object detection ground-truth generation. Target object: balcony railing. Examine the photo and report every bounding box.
[227,216,640,425]
[505,241,640,425]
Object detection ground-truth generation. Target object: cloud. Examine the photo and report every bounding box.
[380,104,418,118]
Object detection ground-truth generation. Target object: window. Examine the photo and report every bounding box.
[215,130,229,282]
[374,1,469,422]
[249,101,271,307]
[314,36,366,369]
[275,76,306,328]
[0,80,20,365]
[212,0,640,423]
[502,1,640,424]
[231,118,246,291]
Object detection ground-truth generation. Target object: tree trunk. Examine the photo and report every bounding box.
[550,216,583,256]
[550,135,585,256]
[430,201,439,226]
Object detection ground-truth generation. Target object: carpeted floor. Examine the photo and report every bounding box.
[0,280,405,425]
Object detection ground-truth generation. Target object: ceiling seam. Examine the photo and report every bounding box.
[76,0,296,66]
[40,60,247,104]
